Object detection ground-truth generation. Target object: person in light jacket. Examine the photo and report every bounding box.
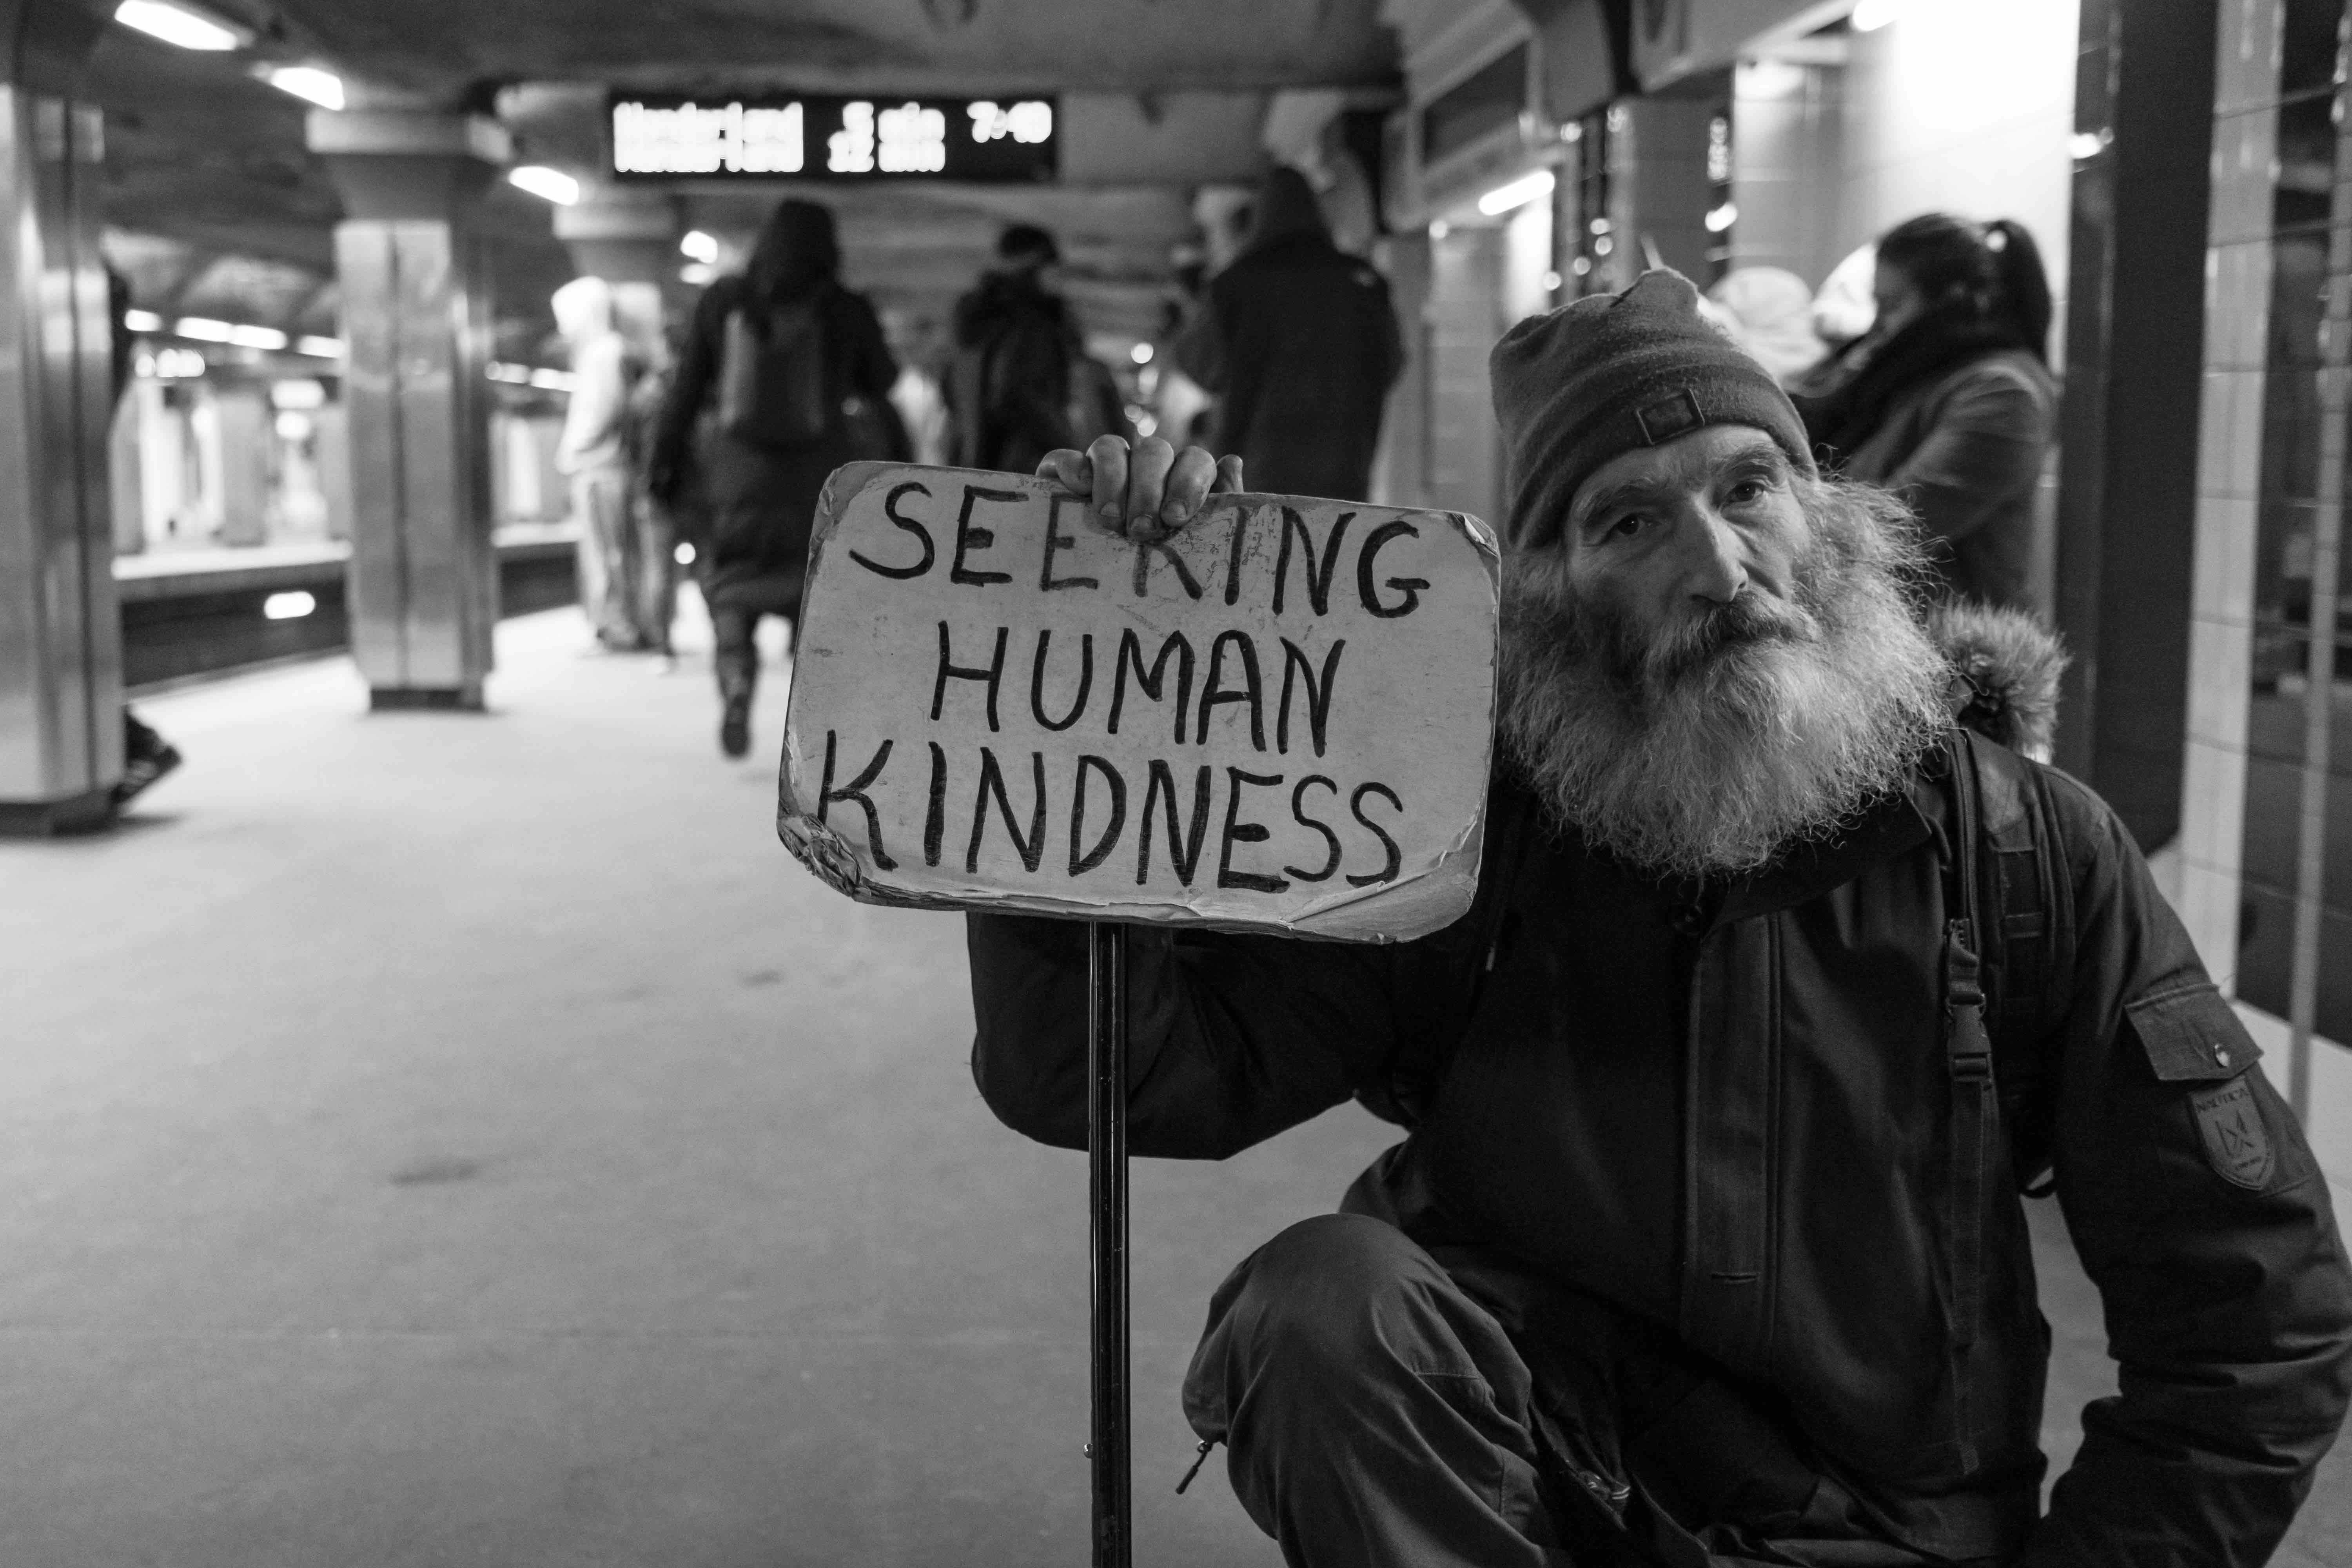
[1793,214,2058,612]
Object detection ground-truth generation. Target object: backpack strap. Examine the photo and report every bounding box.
[1940,729,1995,1475]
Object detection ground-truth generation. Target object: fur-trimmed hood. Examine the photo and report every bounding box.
[1930,601,2067,757]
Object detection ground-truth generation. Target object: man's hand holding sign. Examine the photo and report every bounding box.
[777,435,1499,941]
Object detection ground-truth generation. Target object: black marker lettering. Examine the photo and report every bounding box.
[1195,630,1266,750]
[1136,760,1214,887]
[1276,638,1345,757]
[950,485,1021,586]
[924,741,947,867]
[1029,631,1094,733]
[1130,537,1204,600]
[849,481,937,579]
[1038,493,1100,592]
[1222,506,1254,606]
[931,621,1008,732]
[967,746,1048,874]
[816,731,897,871]
[1283,775,1342,882]
[1069,755,1127,876]
[1358,520,1429,619]
[1272,506,1353,616]
[1108,629,1195,743]
[1346,782,1404,887]
[1217,768,1290,893]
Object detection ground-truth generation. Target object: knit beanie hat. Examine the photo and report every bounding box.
[1490,268,1815,550]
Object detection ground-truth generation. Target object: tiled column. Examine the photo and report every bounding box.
[2176,2,2285,997]
[308,109,506,710]
[0,1,120,833]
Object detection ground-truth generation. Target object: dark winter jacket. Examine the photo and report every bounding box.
[650,273,897,608]
[1172,220,1403,502]
[948,270,1080,476]
[1797,319,2057,612]
[967,627,2352,1566]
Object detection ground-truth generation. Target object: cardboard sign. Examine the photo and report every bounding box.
[777,463,1499,943]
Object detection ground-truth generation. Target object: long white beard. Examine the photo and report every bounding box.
[1497,477,1952,882]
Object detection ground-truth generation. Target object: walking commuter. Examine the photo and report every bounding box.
[1170,165,1402,502]
[947,224,1082,474]
[971,270,2352,1568]
[613,281,678,660]
[648,198,900,759]
[1792,215,2058,612]
[555,276,647,652]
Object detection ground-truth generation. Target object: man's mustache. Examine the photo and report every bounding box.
[1640,593,1817,685]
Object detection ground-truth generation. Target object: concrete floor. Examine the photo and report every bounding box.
[1,603,2344,1567]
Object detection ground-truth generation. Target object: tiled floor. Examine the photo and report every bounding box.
[0,603,2342,1566]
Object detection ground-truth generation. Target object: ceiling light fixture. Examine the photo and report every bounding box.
[296,336,343,359]
[265,65,345,111]
[508,165,581,205]
[227,324,289,350]
[113,0,246,51]
[1851,0,1909,31]
[122,308,164,333]
[172,317,236,342]
[1477,168,1556,218]
[679,230,719,264]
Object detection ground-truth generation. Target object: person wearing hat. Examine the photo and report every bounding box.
[961,267,2352,1567]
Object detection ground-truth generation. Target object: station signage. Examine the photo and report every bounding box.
[777,463,1499,943]
[610,93,1058,183]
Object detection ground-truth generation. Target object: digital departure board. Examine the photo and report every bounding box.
[610,94,1059,183]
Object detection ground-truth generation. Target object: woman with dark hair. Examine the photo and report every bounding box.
[650,198,901,758]
[1793,213,2058,612]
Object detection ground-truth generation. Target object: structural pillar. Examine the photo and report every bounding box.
[308,107,506,710]
[0,0,122,833]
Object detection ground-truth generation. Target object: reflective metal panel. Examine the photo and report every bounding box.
[0,83,120,809]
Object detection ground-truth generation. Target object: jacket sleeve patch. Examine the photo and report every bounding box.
[2191,1077,2276,1190]
[2124,984,2263,1082]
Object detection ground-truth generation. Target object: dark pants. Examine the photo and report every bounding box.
[708,577,801,706]
[1183,1216,1952,1568]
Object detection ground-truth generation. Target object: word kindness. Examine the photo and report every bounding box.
[778,465,1498,942]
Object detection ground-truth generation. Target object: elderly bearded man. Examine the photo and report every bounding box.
[964,271,2352,1568]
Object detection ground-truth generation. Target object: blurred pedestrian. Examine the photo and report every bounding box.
[555,276,645,652]
[648,198,900,759]
[1171,165,1402,503]
[1792,215,2057,612]
[612,281,678,661]
[1706,266,1827,386]
[948,225,1081,474]
[884,309,953,467]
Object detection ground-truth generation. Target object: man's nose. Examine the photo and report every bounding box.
[1676,507,1748,604]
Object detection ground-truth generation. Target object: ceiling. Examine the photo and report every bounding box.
[71,0,1402,357]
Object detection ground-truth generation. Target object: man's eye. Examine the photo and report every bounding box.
[1604,513,1648,541]
[1725,479,1768,505]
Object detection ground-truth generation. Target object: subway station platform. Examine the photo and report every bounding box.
[2,603,2346,1568]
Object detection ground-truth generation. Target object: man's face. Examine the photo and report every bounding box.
[1538,425,1812,687]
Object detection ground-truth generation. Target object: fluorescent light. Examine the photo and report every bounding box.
[122,308,163,333]
[1477,168,1555,218]
[508,165,580,205]
[528,368,577,391]
[674,542,697,565]
[227,324,288,350]
[2069,129,2111,160]
[1130,343,1153,365]
[173,317,234,342]
[679,229,719,264]
[1851,0,1907,31]
[1704,201,1739,233]
[262,590,316,621]
[679,262,716,287]
[265,65,344,111]
[113,0,244,50]
[295,336,343,359]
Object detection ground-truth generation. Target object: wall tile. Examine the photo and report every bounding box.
[2183,733,2254,871]
[2209,107,2282,246]
[2214,0,2286,117]
[2194,494,2261,623]
[2187,612,2258,750]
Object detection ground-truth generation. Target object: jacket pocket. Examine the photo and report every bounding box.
[2124,984,2261,1082]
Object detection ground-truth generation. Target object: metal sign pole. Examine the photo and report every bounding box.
[1086,919,1132,1568]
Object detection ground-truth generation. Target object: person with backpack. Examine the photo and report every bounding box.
[1170,165,1402,502]
[649,198,900,758]
[1792,215,2059,613]
[967,271,2352,1567]
[947,224,1082,475]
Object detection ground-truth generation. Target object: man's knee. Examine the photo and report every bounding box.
[1206,1214,1456,1377]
